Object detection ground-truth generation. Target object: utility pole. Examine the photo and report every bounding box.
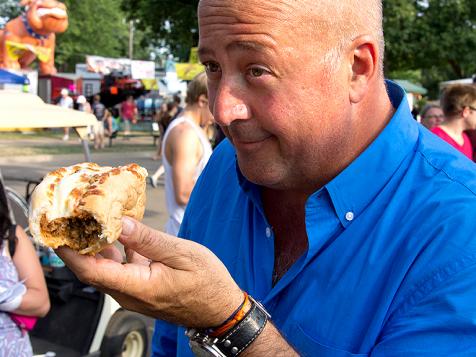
[128,20,134,59]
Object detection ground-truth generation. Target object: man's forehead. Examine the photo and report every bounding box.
[198,0,301,22]
[198,0,306,53]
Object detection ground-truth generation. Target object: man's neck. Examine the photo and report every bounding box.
[439,119,466,145]
[182,105,203,128]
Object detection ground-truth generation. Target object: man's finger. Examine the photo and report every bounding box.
[119,217,204,270]
[56,245,157,296]
[98,245,123,262]
[125,247,150,266]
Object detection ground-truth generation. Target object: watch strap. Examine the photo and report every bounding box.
[215,296,269,356]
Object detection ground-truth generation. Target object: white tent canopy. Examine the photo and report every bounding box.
[0,90,96,161]
[0,90,96,129]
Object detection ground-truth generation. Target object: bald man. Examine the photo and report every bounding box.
[57,1,476,356]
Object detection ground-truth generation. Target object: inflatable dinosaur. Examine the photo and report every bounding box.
[0,0,68,75]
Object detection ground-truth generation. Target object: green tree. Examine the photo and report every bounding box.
[121,0,199,61]
[55,0,128,71]
[383,0,476,97]
[0,0,21,27]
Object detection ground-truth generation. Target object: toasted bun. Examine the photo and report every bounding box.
[29,162,147,255]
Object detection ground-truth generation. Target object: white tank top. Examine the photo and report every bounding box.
[162,116,212,235]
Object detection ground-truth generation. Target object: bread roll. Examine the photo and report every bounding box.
[29,162,147,255]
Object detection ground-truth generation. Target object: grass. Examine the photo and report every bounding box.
[0,131,156,157]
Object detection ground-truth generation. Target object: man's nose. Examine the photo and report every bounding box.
[212,82,251,126]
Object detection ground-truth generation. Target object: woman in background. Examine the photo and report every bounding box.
[420,104,445,130]
[0,179,50,356]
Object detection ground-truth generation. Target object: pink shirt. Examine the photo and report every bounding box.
[121,101,136,121]
[431,126,473,159]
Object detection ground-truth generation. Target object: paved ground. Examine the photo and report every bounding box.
[0,134,168,356]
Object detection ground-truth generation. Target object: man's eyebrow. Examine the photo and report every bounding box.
[226,41,270,53]
[198,46,214,59]
[198,41,274,59]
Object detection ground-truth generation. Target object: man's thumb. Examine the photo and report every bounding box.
[121,216,136,237]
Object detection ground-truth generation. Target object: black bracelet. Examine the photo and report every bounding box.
[215,296,270,356]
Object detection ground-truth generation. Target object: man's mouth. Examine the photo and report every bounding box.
[231,133,273,149]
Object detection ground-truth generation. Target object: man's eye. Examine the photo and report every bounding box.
[249,67,266,77]
[204,62,221,73]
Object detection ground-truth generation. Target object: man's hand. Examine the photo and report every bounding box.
[56,217,244,328]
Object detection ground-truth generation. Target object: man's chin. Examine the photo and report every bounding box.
[237,158,286,188]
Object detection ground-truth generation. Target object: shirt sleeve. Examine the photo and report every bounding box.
[372,260,476,356]
[151,319,178,357]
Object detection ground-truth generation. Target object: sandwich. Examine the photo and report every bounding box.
[29,162,147,255]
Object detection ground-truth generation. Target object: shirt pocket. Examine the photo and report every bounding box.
[286,324,369,357]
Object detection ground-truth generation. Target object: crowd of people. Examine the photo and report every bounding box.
[418,84,476,160]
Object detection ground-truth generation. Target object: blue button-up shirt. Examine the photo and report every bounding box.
[152,81,476,356]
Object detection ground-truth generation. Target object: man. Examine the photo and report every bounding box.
[57,88,73,141]
[153,72,213,235]
[57,1,476,356]
[91,95,106,122]
[431,84,476,160]
[91,95,107,149]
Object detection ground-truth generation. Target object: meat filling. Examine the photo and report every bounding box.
[41,214,102,250]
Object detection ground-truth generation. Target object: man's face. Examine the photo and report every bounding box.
[465,102,476,130]
[198,0,351,191]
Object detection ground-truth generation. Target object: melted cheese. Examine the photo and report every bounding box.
[36,163,112,220]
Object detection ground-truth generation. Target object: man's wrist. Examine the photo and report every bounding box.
[187,295,270,356]
[208,292,252,337]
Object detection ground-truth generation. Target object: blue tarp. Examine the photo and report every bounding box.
[0,69,30,85]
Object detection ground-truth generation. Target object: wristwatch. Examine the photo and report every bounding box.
[186,296,270,356]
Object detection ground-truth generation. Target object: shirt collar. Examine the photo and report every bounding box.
[325,80,419,227]
[236,80,419,227]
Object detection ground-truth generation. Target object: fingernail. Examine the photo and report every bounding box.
[121,217,135,236]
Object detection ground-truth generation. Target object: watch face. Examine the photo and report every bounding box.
[189,340,225,357]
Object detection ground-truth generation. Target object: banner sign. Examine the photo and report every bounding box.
[86,56,155,79]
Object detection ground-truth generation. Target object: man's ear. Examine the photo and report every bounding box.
[348,35,379,103]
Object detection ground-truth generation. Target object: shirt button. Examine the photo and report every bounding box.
[345,211,354,221]
[265,227,272,238]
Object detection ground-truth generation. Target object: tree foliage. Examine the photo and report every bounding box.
[383,0,476,97]
[0,0,21,26]
[121,0,199,61]
[54,0,130,71]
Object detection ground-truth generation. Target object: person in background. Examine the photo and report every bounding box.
[0,179,50,355]
[93,111,106,150]
[91,95,106,123]
[149,101,180,185]
[431,84,476,160]
[76,95,92,113]
[57,1,476,356]
[76,95,94,141]
[152,72,213,234]
[420,104,445,130]
[103,109,114,138]
[108,108,121,138]
[170,93,184,121]
[120,95,138,137]
[58,88,73,141]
